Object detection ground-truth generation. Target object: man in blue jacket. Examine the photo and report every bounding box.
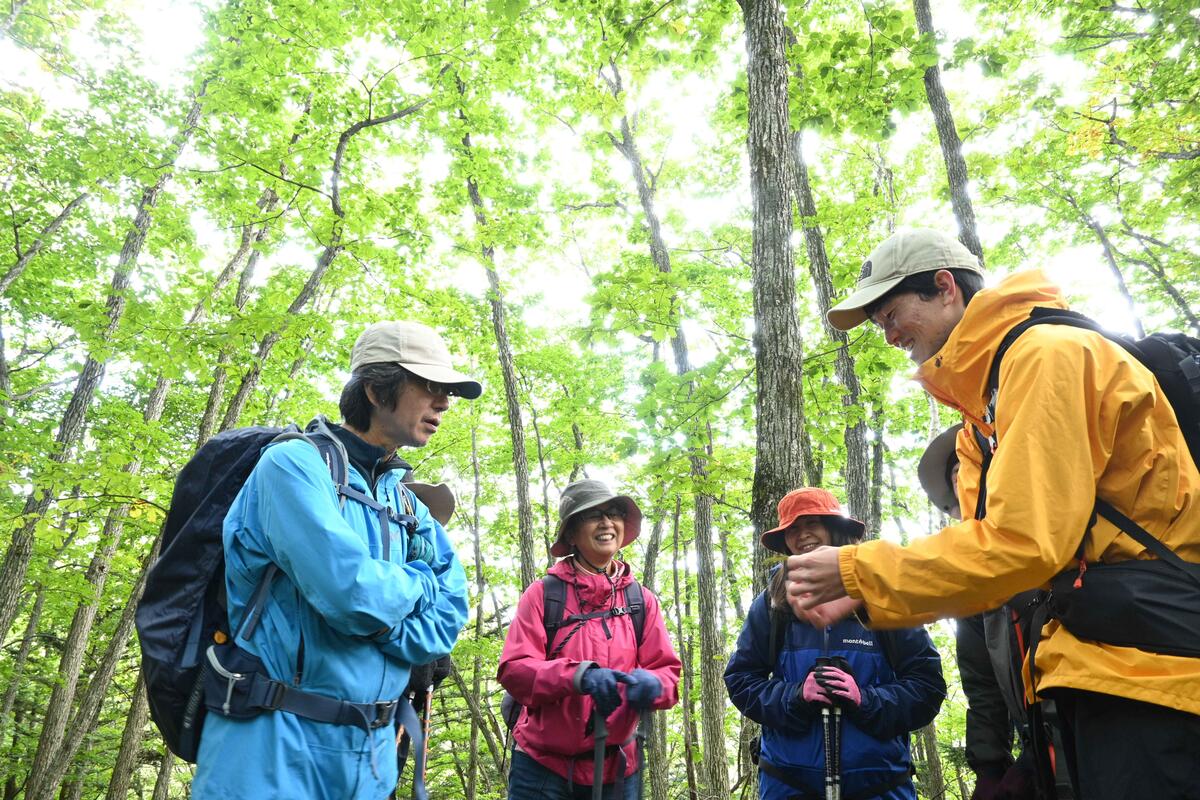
[192,321,479,799]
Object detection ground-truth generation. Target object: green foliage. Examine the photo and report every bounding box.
[0,0,1194,797]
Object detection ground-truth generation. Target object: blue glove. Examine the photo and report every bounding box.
[623,669,662,710]
[407,532,435,566]
[579,667,629,717]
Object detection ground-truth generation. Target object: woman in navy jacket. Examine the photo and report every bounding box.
[725,488,945,800]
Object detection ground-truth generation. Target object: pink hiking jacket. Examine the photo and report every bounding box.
[497,558,681,785]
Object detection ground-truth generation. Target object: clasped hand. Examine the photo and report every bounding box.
[580,667,661,716]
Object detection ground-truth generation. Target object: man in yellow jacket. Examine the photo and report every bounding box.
[787,228,1200,800]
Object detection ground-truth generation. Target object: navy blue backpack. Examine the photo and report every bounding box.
[135,418,426,772]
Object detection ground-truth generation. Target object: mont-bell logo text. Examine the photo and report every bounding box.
[859,260,873,280]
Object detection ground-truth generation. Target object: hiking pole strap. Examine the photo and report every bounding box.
[395,698,428,800]
[592,709,608,800]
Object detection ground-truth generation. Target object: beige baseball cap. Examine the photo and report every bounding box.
[827,228,982,331]
[350,321,482,399]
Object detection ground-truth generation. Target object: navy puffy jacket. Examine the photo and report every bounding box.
[725,585,945,800]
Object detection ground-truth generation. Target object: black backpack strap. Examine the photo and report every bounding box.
[766,603,789,676]
[623,579,646,646]
[876,628,901,673]
[542,575,568,658]
[976,308,1122,518]
[1094,498,1200,589]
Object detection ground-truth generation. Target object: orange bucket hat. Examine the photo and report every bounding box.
[760,488,866,555]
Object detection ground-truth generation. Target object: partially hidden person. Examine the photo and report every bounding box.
[725,488,945,800]
[920,424,1069,800]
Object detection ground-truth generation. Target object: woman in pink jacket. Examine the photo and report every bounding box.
[498,479,681,799]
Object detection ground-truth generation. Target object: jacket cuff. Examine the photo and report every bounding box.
[838,545,862,599]
[573,661,597,693]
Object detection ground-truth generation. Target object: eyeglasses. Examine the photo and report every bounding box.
[577,506,628,523]
[422,379,462,398]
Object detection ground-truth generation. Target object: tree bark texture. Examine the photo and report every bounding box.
[102,675,150,800]
[743,0,808,596]
[0,88,205,646]
[912,0,984,262]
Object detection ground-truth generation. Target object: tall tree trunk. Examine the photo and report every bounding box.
[742,0,808,598]
[28,544,156,798]
[912,0,984,261]
[22,219,252,800]
[528,402,558,565]
[791,132,870,521]
[149,750,173,800]
[671,499,699,800]
[917,721,946,800]
[102,674,150,800]
[0,587,43,788]
[1057,191,1146,337]
[467,425,488,800]
[0,86,206,646]
[457,118,538,589]
[606,90,728,794]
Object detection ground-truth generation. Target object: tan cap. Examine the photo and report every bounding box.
[918,423,962,519]
[350,321,482,399]
[406,482,456,526]
[827,229,982,331]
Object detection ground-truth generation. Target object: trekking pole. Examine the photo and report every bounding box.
[636,710,651,799]
[591,707,608,800]
[412,690,433,800]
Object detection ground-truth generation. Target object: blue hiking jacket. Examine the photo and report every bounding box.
[725,584,945,800]
[191,438,469,799]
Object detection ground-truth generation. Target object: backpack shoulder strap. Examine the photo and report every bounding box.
[623,579,646,646]
[876,628,901,673]
[766,603,788,676]
[541,575,567,658]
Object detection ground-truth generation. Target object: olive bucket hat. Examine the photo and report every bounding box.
[550,479,643,558]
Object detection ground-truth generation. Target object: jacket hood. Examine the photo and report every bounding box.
[915,270,1067,428]
[547,557,633,605]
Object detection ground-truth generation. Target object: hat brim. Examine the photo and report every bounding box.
[918,424,963,518]
[760,515,866,555]
[826,276,907,332]
[406,482,456,526]
[402,362,483,400]
[550,495,642,558]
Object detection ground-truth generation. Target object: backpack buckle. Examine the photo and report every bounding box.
[262,680,286,711]
[610,606,629,617]
[371,700,398,729]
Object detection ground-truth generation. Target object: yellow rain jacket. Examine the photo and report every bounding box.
[839,270,1200,714]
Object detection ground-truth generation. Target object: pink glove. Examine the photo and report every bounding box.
[801,670,832,705]
[816,666,861,707]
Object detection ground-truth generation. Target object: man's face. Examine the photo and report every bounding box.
[369,379,453,449]
[869,272,966,365]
